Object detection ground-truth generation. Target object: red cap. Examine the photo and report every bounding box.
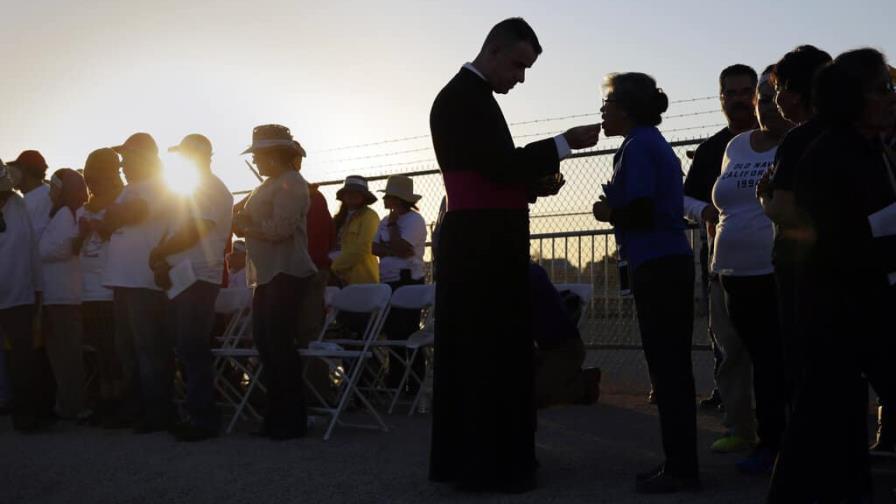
[112,133,159,157]
[8,150,48,174]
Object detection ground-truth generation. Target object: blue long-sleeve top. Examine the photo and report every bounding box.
[602,126,692,272]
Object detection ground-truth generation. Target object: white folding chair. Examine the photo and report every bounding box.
[324,286,340,309]
[300,283,392,440]
[552,283,593,329]
[367,284,435,415]
[211,288,265,434]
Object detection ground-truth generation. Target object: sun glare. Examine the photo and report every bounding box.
[163,153,199,196]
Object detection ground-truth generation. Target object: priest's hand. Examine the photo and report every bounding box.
[564,124,601,150]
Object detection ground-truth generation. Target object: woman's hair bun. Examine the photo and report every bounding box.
[653,88,669,115]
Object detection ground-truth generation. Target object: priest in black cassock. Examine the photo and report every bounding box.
[428,17,600,493]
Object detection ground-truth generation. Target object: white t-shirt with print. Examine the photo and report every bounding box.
[711,131,778,276]
[39,208,82,305]
[168,172,234,285]
[77,207,113,302]
[102,178,172,290]
[0,194,40,309]
[375,211,427,283]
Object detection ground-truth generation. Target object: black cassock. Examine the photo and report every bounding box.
[428,66,560,491]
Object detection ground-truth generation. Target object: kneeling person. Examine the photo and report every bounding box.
[530,263,600,408]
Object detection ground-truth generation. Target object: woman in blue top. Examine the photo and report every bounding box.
[593,72,698,494]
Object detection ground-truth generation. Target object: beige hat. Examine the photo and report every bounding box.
[379,175,422,204]
[336,175,378,205]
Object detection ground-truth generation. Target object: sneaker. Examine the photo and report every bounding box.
[171,421,219,442]
[736,446,776,475]
[711,434,752,454]
[635,470,701,494]
[700,391,723,410]
[576,367,602,405]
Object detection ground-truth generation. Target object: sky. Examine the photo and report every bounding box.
[2,0,894,196]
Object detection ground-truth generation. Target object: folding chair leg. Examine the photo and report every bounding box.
[225,362,264,434]
[323,358,388,441]
[388,348,418,414]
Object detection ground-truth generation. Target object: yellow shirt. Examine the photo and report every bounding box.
[331,207,380,285]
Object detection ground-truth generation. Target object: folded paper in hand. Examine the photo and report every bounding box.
[166,260,198,299]
[867,202,896,285]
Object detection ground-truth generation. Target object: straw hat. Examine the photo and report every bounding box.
[378,175,422,204]
[241,124,301,155]
[336,175,377,205]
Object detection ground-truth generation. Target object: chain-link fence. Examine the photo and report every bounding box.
[298,138,711,352]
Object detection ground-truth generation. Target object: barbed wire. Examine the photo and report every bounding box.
[507,97,718,127]
[317,146,433,165]
[314,96,718,153]
[316,134,432,153]
[311,122,722,176]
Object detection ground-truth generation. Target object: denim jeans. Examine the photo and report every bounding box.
[118,287,174,427]
[170,281,220,430]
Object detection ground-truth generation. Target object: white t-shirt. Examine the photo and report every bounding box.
[102,178,173,290]
[77,207,113,302]
[375,211,427,283]
[168,172,234,285]
[711,131,778,276]
[23,183,52,291]
[228,268,247,289]
[39,208,82,305]
[0,194,40,309]
[23,183,52,241]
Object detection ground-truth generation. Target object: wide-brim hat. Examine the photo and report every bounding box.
[336,175,377,205]
[241,124,301,155]
[378,175,422,204]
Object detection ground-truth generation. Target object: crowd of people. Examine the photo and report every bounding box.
[428,16,896,503]
[0,123,436,441]
[1,14,894,503]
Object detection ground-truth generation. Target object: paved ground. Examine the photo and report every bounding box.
[2,351,894,503]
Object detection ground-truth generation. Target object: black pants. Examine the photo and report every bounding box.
[770,280,896,503]
[720,274,786,451]
[0,304,39,426]
[82,301,121,402]
[253,273,310,436]
[632,254,698,477]
[774,264,800,405]
[384,275,425,393]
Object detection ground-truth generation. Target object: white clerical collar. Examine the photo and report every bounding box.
[463,63,487,81]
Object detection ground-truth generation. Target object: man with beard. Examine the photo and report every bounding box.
[682,65,759,453]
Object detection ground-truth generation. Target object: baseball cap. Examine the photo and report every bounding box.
[169,133,213,159]
[7,150,48,174]
[112,133,159,157]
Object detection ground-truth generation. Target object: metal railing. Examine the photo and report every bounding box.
[233,137,712,351]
